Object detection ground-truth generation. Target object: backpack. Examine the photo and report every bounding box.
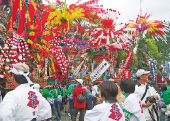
[77,88,85,103]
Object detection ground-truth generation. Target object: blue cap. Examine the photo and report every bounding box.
[70,77,75,81]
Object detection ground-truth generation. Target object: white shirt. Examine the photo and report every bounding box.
[122,93,146,121]
[0,90,2,103]
[84,101,125,121]
[135,84,158,120]
[92,85,99,96]
[0,84,51,121]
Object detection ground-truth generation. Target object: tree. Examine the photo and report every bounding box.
[145,30,170,64]
[136,38,149,69]
[145,38,162,65]
[33,0,42,3]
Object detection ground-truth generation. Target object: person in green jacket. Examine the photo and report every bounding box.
[164,78,170,98]
[54,83,65,119]
[42,85,60,121]
[159,84,170,121]
[66,78,77,120]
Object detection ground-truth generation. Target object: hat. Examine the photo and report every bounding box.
[136,69,150,77]
[76,79,83,85]
[8,63,29,73]
[32,84,40,91]
[8,63,33,85]
[70,77,75,81]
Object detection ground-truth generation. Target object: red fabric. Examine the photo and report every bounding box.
[73,86,86,109]
[123,69,131,78]
[123,50,133,69]
[7,0,20,31]
[18,6,26,34]
[26,3,35,30]
[157,75,165,84]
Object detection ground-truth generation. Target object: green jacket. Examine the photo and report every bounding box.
[55,87,65,96]
[42,88,58,99]
[160,91,170,105]
[85,88,90,97]
[66,84,77,96]
[166,85,170,97]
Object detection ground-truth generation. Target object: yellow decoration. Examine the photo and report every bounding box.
[37,53,40,61]
[30,25,36,30]
[27,10,31,22]
[28,39,33,44]
[29,32,35,36]
[31,0,37,11]
[20,0,22,10]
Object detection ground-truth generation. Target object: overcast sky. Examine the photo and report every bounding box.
[43,0,170,24]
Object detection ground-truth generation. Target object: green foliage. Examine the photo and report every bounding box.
[155,39,170,63]
[145,30,170,66]
[116,50,127,68]
[136,38,148,69]
[33,0,42,3]
[145,38,162,60]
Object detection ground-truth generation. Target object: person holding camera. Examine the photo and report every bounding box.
[135,69,158,121]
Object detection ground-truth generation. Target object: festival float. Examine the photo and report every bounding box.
[1,0,169,89]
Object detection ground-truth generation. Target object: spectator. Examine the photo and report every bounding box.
[84,81,125,121]
[113,80,125,104]
[85,87,94,110]
[66,77,77,120]
[135,69,158,121]
[164,78,170,98]
[72,79,86,121]
[159,84,170,121]
[92,82,100,106]
[0,63,51,121]
[42,85,60,121]
[54,82,65,119]
[120,78,146,121]
[83,81,90,91]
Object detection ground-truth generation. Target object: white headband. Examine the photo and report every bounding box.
[11,67,33,85]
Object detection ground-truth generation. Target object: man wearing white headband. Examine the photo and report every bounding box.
[0,63,52,121]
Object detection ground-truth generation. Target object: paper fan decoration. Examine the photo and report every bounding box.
[126,13,170,43]
[87,8,133,50]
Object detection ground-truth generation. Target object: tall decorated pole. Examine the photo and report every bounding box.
[139,0,143,40]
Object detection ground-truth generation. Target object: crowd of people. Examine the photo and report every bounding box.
[1,63,170,121]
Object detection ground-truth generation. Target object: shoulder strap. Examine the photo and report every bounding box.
[137,82,141,87]
[141,84,149,101]
[77,87,83,93]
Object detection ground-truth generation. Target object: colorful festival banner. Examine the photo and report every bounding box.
[123,69,130,78]
[90,59,110,82]
[123,50,133,69]
[150,61,157,83]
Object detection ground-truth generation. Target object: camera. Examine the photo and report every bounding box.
[145,96,156,103]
